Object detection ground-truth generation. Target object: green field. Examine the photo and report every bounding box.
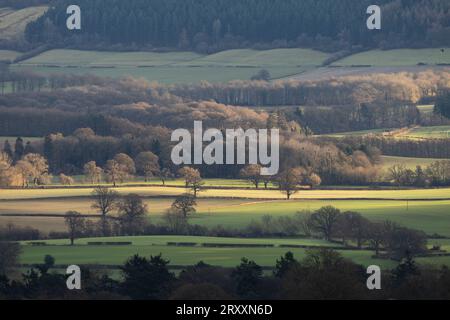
[17,235,393,269]
[325,126,450,140]
[177,48,329,67]
[19,235,450,269]
[417,105,435,114]
[15,50,202,66]
[400,126,450,139]
[380,155,444,170]
[332,48,450,67]
[10,47,450,83]
[2,184,450,200]
[12,48,329,83]
[0,6,47,41]
[0,50,20,61]
[323,128,389,138]
[3,196,450,236]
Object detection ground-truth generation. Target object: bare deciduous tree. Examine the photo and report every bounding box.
[91,186,119,236]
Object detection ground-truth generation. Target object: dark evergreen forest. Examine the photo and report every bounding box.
[25,0,450,52]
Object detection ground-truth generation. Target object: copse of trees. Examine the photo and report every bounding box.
[0,151,51,187]
[170,71,450,107]
[0,135,381,187]
[386,161,450,187]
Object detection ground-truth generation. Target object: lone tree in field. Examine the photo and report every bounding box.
[91,186,119,236]
[171,193,197,218]
[309,206,342,241]
[163,209,189,234]
[251,69,271,81]
[84,161,103,184]
[22,153,49,186]
[105,159,127,186]
[338,211,370,248]
[15,159,33,188]
[159,168,174,185]
[178,166,204,197]
[135,151,160,182]
[64,211,86,246]
[59,173,75,186]
[240,164,262,188]
[118,194,148,235]
[367,222,385,256]
[114,153,136,177]
[276,167,302,200]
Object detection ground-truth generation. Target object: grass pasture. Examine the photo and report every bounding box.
[18,235,395,269]
[19,235,450,269]
[324,125,450,140]
[3,196,450,236]
[3,182,450,269]
[0,49,20,61]
[332,48,450,67]
[0,6,47,41]
[12,48,330,83]
[399,126,450,139]
[417,105,435,114]
[2,185,450,201]
[380,155,444,170]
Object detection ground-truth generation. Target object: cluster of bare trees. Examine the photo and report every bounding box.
[83,152,161,186]
[0,152,50,187]
[234,165,322,200]
[386,160,450,187]
[171,71,450,106]
[301,206,427,259]
[65,187,149,244]
[65,185,199,244]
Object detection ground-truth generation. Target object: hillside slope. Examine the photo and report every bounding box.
[0,6,47,40]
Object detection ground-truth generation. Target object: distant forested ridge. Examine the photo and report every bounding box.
[25,0,450,52]
[0,0,50,9]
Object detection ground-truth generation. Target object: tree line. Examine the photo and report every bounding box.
[1,244,449,300]
[170,71,450,106]
[1,127,381,186]
[386,161,450,187]
[24,0,450,52]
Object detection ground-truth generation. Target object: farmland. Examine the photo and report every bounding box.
[380,155,444,170]
[18,235,396,269]
[11,47,450,84]
[324,125,450,140]
[2,189,450,235]
[0,50,20,61]
[331,48,450,67]
[0,6,47,41]
[3,184,450,201]
[18,235,450,269]
[12,48,329,83]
